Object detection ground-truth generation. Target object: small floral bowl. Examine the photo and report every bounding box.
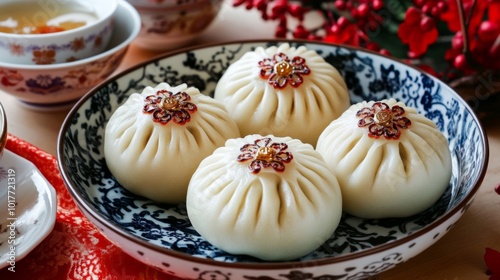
[0,1,140,111]
[0,0,117,65]
[58,40,488,279]
[128,0,224,51]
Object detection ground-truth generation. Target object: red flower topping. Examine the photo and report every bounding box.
[258,52,311,89]
[485,247,500,280]
[356,102,411,140]
[237,137,293,174]
[397,7,438,57]
[143,89,197,125]
[324,16,363,46]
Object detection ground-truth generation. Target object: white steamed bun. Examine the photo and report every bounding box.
[214,43,350,146]
[104,82,240,204]
[186,134,342,261]
[316,98,452,219]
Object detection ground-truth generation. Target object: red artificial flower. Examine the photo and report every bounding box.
[489,1,500,24]
[441,0,488,33]
[398,7,438,57]
[485,248,500,280]
[324,16,362,46]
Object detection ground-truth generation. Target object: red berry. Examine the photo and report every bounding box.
[430,6,440,17]
[308,34,323,41]
[453,54,468,70]
[452,33,464,50]
[330,24,340,34]
[288,4,305,20]
[372,0,383,10]
[337,16,350,29]
[437,1,448,13]
[366,42,380,51]
[413,0,426,8]
[422,4,431,14]
[278,16,287,28]
[406,7,422,22]
[420,17,435,32]
[489,42,500,59]
[271,1,287,18]
[366,21,379,32]
[350,8,359,19]
[357,3,370,18]
[334,0,346,10]
[408,51,420,59]
[275,26,287,38]
[293,25,309,38]
[478,21,500,43]
[379,49,391,56]
[254,0,267,10]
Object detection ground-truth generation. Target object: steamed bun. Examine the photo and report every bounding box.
[186,134,342,261]
[104,83,240,204]
[214,43,350,146]
[316,98,452,219]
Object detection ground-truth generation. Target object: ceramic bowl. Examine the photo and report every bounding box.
[0,0,140,111]
[126,0,189,7]
[128,0,223,51]
[58,40,489,279]
[0,0,117,65]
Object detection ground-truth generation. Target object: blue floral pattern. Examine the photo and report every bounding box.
[59,41,487,279]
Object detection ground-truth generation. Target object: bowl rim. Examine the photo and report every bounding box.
[57,39,490,270]
[0,0,118,39]
[0,0,139,71]
[131,0,222,11]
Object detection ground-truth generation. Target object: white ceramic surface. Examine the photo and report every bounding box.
[0,0,140,111]
[0,150,57,269]
[0,0,117,65]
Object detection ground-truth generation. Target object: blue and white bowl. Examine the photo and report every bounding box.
[57,40,489,279]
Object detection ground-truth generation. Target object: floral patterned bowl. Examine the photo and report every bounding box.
[0,1,140,111]
[0,0,117,65]
[58,40,489,279]
[128,0,223,51]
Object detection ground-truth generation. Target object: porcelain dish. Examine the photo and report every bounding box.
[0,0,117,65]
[0,0,140,111]
[58,40,489,279]
[128,0,224,51]
[0,149,57,269]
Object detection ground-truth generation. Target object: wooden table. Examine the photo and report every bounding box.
[1,1,499,279]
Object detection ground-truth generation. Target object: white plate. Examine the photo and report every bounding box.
[0,149,57,268]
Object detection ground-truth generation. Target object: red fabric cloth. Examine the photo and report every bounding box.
[0,134,178,280]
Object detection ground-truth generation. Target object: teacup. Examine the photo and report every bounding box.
[0,0,117,65]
